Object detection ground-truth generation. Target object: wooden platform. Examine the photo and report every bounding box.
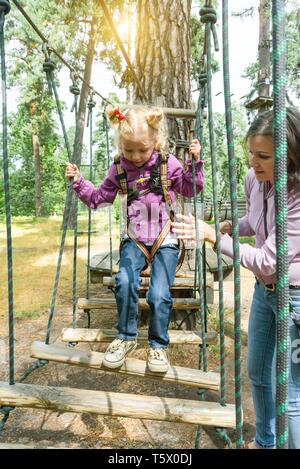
[0,381,236,428]
[31,341,220,390]
[62,328,218,345]
[89,247,233,284]
[103,275,213,289]
[78,297,202,311]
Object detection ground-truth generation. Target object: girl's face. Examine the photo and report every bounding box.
[248,135,274,185]
[121,130,156,167]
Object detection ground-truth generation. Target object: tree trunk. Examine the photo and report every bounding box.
[73,15,98,167]
[134,0,192,140]
[30,102,43,217]
[67,15,98,228]
[258,0,271,112]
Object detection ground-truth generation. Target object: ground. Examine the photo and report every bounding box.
[0,216,256,449]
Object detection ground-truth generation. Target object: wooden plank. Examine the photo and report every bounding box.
[0,381,236,427]
[89,249,233,280]
[61,328,218,345]
[102,276,214,289]
[31,342,220,391]
[78,297,201,311]
[126,105,196,119]
[0,443,57,449]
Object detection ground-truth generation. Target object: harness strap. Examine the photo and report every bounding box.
[114,152,185,268]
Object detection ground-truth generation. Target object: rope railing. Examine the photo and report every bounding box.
[0,0,14,386]
[10,0,112,105]
[222,0,243,448]
[272,0,289,449]
[85,93,96,302]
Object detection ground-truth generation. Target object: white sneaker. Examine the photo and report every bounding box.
[147,348,169,373]
[102,338,137,369]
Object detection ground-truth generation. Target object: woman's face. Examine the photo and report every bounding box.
[247,135,274,184]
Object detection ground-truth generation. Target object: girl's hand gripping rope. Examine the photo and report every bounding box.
[65,162,81,182]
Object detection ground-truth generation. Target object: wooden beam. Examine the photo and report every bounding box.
[61,328,218,346]
[31,342,219,390]
[78,297,201,311]
[0,381,236,427]
[126,105,196,119]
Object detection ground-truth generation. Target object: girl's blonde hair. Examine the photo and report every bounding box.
[106,105,168,151]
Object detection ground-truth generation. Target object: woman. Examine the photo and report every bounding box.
[172,107,300,449]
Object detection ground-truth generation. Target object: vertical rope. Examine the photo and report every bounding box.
[0,2,14,385]
[203,6,226,411]
[43,59,74,344]
[86,96,96,300]
[272,0,289,449]
[222,0,243,448]
[70,81,80,328]
[103,112,113,275]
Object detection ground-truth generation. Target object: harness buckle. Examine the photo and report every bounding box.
[265,284,276,292]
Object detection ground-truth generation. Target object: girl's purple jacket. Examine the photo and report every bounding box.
[220,168,300,285]
[73,150,204,244]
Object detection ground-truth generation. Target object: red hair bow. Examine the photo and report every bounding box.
[112,109,125,122]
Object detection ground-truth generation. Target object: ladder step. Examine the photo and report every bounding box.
[31,341,219,391]
[0,381,236,427]
[78,297,200,311]
[62,328,218,346]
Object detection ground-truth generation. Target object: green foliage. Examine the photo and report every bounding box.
[242,2,300,104]
[202,104,249,200]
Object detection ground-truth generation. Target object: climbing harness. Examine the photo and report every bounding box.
[114,152,185,271]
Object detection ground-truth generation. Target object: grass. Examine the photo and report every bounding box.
[0,213,120,320]
[240,236,256,246]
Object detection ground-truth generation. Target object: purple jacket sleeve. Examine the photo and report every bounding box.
[238,172,255,236]
[220,197,300,278]
[72,164,119,209]
[169,154,204,197]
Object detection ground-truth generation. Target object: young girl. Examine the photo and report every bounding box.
[66,105,203,373]
[173,107,300,447]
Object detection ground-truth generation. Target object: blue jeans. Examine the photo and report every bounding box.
[247,280,300,448]
[114,239,179,348]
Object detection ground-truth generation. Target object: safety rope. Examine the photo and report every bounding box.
[70,75,81,328]
[85,93,96,300]
[0,0,14,385]
[201,0,227,408]
[272,0,289,449]
[222,0,243,448]
[42,47,76,344]
[103,112,114,276]
[11,0,111,105]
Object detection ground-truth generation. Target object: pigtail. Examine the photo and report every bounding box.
[146,107,164,130]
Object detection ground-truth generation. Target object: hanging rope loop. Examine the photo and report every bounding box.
[69,71,80,96]
[87,92,96,110]
[0,0,11,15]
[199,7,217,24]
[43,58,56,73]
[198,71,207,87]
[69,83,80,95]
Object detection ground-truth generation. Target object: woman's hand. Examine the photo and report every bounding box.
[65,162,80,182]
[220,220,232,235]
[171,213,217,245]
[189,139,201,160]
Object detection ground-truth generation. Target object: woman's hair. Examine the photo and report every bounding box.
[106,105,169,151]
[246,107,300,184]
